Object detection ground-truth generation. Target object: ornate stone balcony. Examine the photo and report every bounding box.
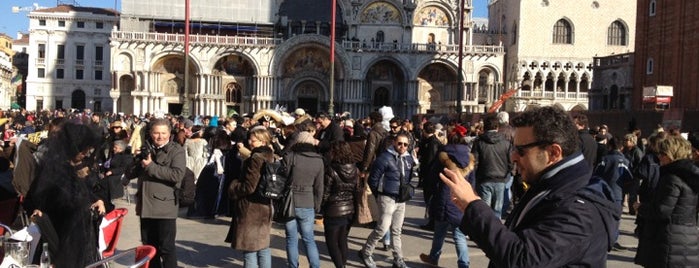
[111,31,283,47]
[111,31,504,56]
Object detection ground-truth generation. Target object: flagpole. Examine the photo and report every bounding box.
[329,0,336,115]
[456,0,465,118]
[182,0,191,117]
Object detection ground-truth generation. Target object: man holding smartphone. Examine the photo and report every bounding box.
[440,106,620,267]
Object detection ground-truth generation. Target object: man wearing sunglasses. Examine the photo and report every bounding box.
[359,133,415,268]
[440,106,620,267]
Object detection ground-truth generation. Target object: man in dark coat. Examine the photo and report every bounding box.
[359,112,387,174]
[417,121,442,230]
[471,114,512,219]
[316,112,345,156]
[440,106,621,267]
[573,114,598,168]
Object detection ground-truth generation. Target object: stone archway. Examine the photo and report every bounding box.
[151,55,198,96]
[118,75,135,114]
[418,63,456,113]
[294,80,324,116]
[366,59,405,111]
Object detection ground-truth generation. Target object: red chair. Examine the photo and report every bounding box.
[0,198,19,236]
[84,245,157,268]
[98,208,128,259]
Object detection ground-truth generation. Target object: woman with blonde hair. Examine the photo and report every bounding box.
[226,127,275,268]
[635,135,699,267]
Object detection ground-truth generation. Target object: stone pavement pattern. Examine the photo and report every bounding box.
[114,187,641,267]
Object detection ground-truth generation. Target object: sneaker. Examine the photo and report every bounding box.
[612,242,628,251]
[419,253,438,266]
[392,258,410,268]
[358,250,376,268]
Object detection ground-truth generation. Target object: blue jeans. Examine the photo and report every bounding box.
[477,181,506,219]
[428,220,469,268]
[502,175,514,217]
[243,248,271,268]
[285,207,320,268]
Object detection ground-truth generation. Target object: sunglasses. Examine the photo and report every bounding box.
[513,141,550,156]
[396,142,409,147]
[391,125,400,129]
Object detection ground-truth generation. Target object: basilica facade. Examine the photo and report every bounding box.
[109,0,504,119]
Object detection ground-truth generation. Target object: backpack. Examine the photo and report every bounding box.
[255,157,291,200]
[177,168,196,207]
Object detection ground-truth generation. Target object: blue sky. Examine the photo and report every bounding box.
[2,0,119,37]
[1,0,488,39]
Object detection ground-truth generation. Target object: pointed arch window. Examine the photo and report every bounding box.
[608,20,627,46]
[553,19,572,44]
[646,58,654,74]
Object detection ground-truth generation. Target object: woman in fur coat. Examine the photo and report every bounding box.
[226,127,275,268]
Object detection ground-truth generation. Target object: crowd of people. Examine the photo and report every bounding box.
[1,105,699,268]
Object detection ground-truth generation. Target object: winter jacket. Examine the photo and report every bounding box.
[318,121,345,155]
[462,153,621,268]
[360,123,388,172]
[286,143,325,211]
[418,134,441,178]
[136,141,186,219]
[227,146,274,251]
[578,129,598,168]
[472,130,512,183]
[635,159,699,267]
[322,162,359,218]
[636,153,661,204]
[428,144,475,226]
[593,150,632,202]
[368,147,414,200]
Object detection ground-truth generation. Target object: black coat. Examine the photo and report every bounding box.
[105,152,134,198]
[322,162,359,218]
[461,153,620,267]
[635,159,699,267]
[472,131,512,183]
[578,129,598,168]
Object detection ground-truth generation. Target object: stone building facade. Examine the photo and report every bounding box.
[110,0,505,119]
[25,5,119,112]
[487,0,636,112]
[0,33,14,110]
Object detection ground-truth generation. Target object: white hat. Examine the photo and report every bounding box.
[378,106,394,121]
[294,108,306,117]
[344,119,354,128]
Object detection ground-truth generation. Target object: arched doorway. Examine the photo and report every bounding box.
[118,75,135,114]
[373,87,390,107]
[366,59,405,111]
[71,89,86,110]
[295,80,323,116]
[418,63,456,113]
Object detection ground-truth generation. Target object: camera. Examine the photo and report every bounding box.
[126,140,155,180]
[135,140,155,162]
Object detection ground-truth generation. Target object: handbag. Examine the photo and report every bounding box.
[397,183,414,203]
[273,190,295,222]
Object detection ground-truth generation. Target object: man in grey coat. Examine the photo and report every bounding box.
[135,118,186,268]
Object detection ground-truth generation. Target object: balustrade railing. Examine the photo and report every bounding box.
[111,31,504,54]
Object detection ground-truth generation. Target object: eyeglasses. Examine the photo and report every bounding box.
[396,142,409,147]
[390,125,400,129]
[512,140,550,156]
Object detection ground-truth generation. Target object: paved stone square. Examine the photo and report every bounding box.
[113,186,641,267]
